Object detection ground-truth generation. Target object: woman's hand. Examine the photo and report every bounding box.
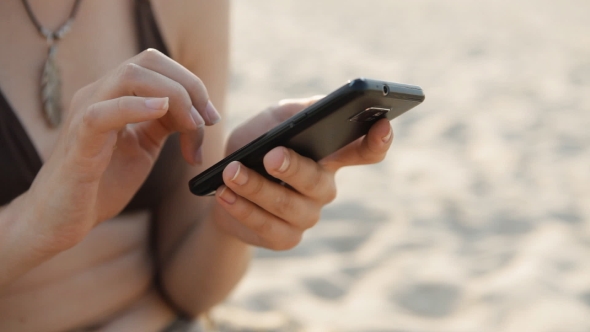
[213,97,393,250]
[24,49,219,251]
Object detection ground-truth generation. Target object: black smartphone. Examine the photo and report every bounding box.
[189,78,425,196]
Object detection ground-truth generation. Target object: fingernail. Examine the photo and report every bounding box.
[204,101,221,125]
[145,97,169,110]
[194,146,203,165]
[277,148,290,173]
[230,162,248,185]
[382,127,392,143]
[219,186,237,204]
[191,106,205,128]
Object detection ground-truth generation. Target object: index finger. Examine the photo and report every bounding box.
[127,49,221,125]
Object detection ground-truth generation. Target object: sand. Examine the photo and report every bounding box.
[207,0,590,331]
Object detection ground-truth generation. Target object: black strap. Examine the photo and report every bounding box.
[135,0,170,55]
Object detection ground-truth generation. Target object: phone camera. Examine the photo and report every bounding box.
[382,85,390,96]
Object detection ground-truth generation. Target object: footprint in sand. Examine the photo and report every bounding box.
[391,282,462,318]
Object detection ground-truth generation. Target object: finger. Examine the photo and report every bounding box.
[221,161,321,230]
[226,95,326,154]
[104,62,202,133]
[101,63,206,163]
[134,111,205,165]
[129,49,220,125]
[320,118,393,172]
[277,95,325,107]
[134,116,203,166]
[215,185,303,250]
[76,96,169,157]
[84,97,169,133]
[179,128,205,165]
[263,147,337,205]
[81,96,168,135]
[232,95,324,142]
[274,95,325,120]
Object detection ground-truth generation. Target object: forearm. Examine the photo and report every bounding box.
[159,204,252,316]
[0,193,67,289]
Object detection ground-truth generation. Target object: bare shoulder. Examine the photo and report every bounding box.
[148,0,230,68]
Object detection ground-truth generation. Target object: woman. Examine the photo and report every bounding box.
[0,0,394,331]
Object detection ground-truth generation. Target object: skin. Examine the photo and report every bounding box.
[0,0,394,331]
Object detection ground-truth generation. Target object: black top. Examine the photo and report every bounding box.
[0,0,184,212]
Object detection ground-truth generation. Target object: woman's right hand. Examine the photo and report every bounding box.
[23,49,218,252]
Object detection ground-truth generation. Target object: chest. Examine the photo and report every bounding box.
[0,0,138,162]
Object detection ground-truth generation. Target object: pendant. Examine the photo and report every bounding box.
[41,44,62,128]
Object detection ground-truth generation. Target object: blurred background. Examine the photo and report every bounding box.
[210,0,590,331]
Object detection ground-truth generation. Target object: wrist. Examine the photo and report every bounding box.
[209,202,252,249]
[20,185,87,255]
[0,191,81,288]
[0,192,55,287]
[208,204,252,252]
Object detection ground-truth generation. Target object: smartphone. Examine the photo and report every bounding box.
[189,78,425,196]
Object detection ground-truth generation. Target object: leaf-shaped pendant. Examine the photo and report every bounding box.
[41,44,62,128]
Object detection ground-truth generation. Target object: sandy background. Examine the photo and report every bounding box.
[210,1,590,331]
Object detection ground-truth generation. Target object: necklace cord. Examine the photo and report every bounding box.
[21,0,83,128]
[21,0,82,41]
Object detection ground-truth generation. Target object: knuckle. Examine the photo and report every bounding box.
[305,210,321,229]
[234,203,256,224]
[287,233,303,249]
[82,104,99,128]
[273,233,302,251]
[244,176,265,197]
[311,172,337,204]
[116,97,124,113]
[324,182,338,204]
[274,191,296,216]
[118,63,140,82]
[138,48,163,64]
[70,86,90,108]
[276,99,306,117]
[170,81,192,109]
[301,166,323,193]
[277,98,293,106]
[363,144,387,164]
[185,74,206,96]
[253,217,274,237]
[259,237,278,251]
[71,90,83,106]
[370,152,386,164]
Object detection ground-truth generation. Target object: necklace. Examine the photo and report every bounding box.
[21,0,83,128]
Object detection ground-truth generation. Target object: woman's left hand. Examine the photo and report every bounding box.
[213,97,393,250]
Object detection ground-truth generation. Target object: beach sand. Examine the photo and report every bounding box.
[208,1,590,331]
